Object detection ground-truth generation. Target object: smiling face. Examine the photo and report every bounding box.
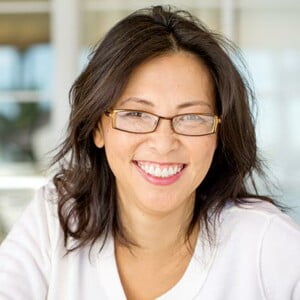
[94,51,218,217]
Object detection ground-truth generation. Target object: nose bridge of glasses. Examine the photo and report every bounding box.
[147,115,180,154]
[154,115,176,133]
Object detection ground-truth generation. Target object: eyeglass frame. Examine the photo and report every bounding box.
[104,109,222,137]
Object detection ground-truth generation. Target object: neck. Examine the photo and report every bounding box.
[114,196,200,300]
[115,195,199,259]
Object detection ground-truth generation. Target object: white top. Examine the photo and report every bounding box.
[0,183,300,300]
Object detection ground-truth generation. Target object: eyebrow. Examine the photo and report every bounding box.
[118,97,212,109]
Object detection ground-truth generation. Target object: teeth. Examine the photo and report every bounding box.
[137,162,183,178]
[154,167,161,177]
[161,168,168,177]
[149,165,155,174]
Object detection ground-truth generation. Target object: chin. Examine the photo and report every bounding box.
[138,194,191,215]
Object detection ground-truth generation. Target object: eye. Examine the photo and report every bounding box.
[118,111,154,122]
[122,111,151,118]
[180,114,206,122]
[123,111,144,117]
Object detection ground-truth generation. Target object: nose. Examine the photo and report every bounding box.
[147,118,180,155]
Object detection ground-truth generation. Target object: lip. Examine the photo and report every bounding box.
[133,160,186,186]
[135,160,185,167]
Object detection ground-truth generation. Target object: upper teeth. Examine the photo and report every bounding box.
[137,162,184,178]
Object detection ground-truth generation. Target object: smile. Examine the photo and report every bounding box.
[133,160,186,186]
[136,161,184,178]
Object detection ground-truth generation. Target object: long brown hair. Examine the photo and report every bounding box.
[52,5,284,252]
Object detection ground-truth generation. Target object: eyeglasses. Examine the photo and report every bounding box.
[105,109,221,136]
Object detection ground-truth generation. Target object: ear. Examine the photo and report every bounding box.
[93,123,104,148]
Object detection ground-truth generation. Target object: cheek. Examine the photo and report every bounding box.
[192,137,217,171]
[102,131,138,172]
[103,134,123,163]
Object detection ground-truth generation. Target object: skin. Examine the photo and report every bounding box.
[94,51,217,299]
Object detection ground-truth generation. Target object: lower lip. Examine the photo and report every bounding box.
[133,162,186,186]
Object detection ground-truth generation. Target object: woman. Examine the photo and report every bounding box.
[0,5,299,300]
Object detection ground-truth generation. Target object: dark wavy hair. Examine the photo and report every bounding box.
[52,5,283,252]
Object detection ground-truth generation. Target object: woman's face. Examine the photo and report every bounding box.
[94,51,217,216]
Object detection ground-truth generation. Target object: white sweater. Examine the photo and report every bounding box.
[0,183,300,300]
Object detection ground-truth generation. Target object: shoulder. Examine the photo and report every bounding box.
[223,198,286,216]
[0,180,61,298]
[219,199,300,253]
[24,180,59,224]
[13,180,63,251]
[220,198,299,232]
[219,199,300,299]
[38,179,59,205]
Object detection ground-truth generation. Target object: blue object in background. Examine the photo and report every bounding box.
[0,101,20,120]
[0,44,53,164]
[22,44,53,92]
[0,46,21,90]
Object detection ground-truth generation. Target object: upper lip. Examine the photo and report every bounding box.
[134,160,186,167]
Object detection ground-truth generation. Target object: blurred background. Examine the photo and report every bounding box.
[0,0,299,241]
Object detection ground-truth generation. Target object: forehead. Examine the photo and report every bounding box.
[116,51,215,111]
